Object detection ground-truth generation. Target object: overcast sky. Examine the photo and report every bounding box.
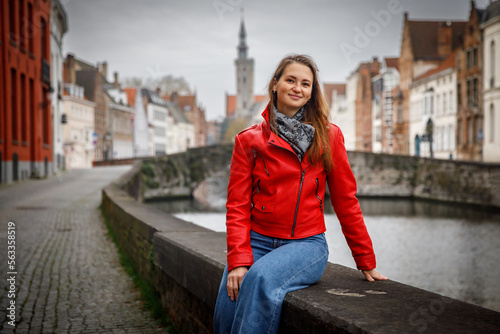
[62,0,491,120]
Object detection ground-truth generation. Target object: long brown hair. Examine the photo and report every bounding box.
[267,54,333,171]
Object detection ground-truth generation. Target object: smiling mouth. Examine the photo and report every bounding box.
[289,95,302,99]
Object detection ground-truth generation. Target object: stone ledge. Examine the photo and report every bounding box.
[102,179,500,333]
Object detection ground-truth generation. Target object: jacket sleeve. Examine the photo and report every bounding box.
[226,134,255,272]
[326,126,376,270]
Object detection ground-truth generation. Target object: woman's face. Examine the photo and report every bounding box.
[273,62,314,118]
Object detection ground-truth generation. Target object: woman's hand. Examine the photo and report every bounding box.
[362,269,388,282]
[227,266,249,301]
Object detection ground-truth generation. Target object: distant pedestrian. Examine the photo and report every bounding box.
[213,54,387,334]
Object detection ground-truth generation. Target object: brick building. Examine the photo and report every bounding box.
[1,0,52,183]
[354,58,380,152]
[395,13,466,155]
[64,55,113,161]
[456,1,486,161]
[176,94,207,147]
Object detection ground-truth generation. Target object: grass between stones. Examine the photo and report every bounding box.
[99,206,179,333]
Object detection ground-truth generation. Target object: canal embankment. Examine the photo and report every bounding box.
[100,146,500,333]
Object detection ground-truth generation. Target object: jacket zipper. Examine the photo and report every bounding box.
[251,179,261,201]
[252,149,270,176]
[291,169,306,237]
[315,178,323,212]
[268,141,306,237]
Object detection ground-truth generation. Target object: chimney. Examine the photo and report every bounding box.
[156,86,161,95]
[101,61,108,80]
[66,53,76,84]
[438,21,452,57]
[114,71,119,88]
[404,12,408,22]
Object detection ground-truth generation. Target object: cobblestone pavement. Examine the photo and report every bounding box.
[0,166,170,334]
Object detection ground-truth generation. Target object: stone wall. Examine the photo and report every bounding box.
[348,152,500,208]
[101,158,500,333]
[130,146,500,209]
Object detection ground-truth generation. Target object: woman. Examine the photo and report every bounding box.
[214,54,387,334]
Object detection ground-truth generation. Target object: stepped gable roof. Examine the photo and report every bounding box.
[123,88,137,107]
[414,50,457,82]
[408,20,466,60]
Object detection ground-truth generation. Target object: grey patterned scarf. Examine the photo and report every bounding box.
[273,105,315,161]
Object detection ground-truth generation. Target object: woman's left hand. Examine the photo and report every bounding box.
[362,269,388,282]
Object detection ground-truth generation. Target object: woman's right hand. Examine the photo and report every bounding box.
[227,266,249,301]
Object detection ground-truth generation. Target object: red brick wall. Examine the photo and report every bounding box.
[1,0,52,181]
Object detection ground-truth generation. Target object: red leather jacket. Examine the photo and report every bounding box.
[226,105,376,272]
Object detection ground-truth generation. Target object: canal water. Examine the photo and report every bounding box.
[147,193,500,313]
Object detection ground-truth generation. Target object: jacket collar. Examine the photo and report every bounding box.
[261,102,311,168]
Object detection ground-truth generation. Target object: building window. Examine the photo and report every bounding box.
[443,92,447,114]
[436,95,441,115]
[398,102,403,123]
[41,18,47,60]
[467,48,478,68]
[20,74,26,142]
[490,104,495,143]
[457,119,463,145]
[29,79,34,144]
[467,117,473,145]
[449,124,455,150]
[42,88,48,145]
[491,41,496,88]
[457,83,462,109]
[19,0,25,49]
[449,90,453,113]
[11,69,18,141]
[28,3,34,53]
[467,78,478,107]
[475,115,482,143]
[9,0,16,43]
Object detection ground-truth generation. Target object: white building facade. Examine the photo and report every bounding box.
[143,89,169,156]
[165,101,195,154]
[409,67,457,160]
[481,0,500,162]
[50,0,68,172]
[336,72,358,151]
[131,88,150,157]
[62,84,95,168]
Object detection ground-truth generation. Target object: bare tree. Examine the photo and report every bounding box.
[121,75,192,95]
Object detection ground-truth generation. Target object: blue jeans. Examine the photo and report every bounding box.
[213,230,329,334]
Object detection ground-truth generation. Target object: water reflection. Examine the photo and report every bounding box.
[146,197,500,312]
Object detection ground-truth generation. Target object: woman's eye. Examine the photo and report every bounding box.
[303,83,310,87]
[287,79,294,83]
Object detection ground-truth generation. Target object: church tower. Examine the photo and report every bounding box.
[234,11,254,118]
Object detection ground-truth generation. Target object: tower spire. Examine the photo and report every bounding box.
[237,8,248,59]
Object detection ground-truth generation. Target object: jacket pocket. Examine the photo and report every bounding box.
[253,200,275,213]
[315,178,324,213]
